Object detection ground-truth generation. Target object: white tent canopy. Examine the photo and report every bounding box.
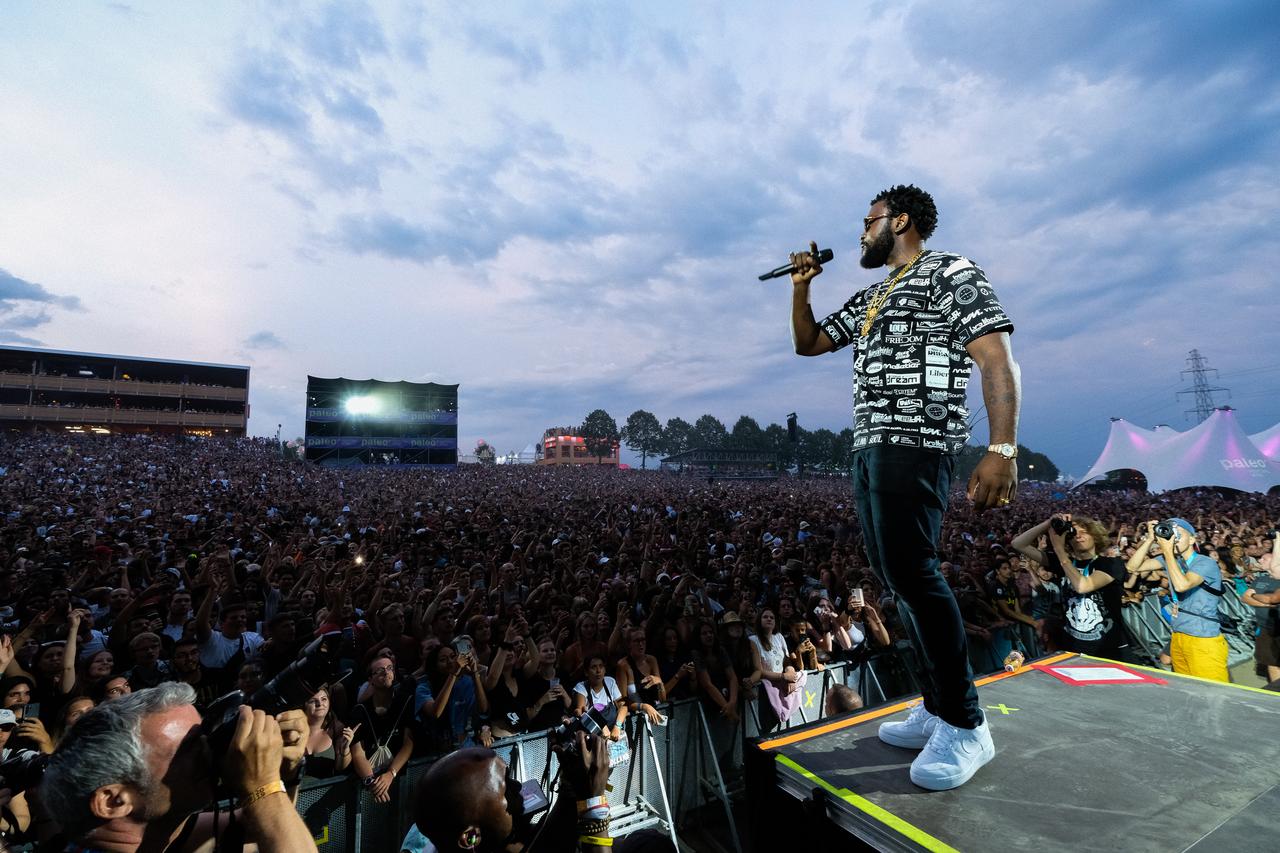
[1249,422,1280,461]
[1081,409,1280,493]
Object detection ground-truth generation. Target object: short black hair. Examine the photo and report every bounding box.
[871,184,938,241]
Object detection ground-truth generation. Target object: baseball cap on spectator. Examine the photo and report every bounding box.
[1166,517,1196,537]
[0,709,15,727]
[799,522,810,530]
[720,611,743,626]
[656,572,672,585]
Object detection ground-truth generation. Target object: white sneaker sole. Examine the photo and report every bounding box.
[909,739,996,791]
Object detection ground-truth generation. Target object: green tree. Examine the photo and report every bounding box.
[729,415,766,449]
[663,417,694,456]
[833,427,857,472]
[1018,446,1060,482]
[798,427,837,472]
[580,409,620,463]
[693,414,727,449]
[621,410,664,469]
[764,423,795,468]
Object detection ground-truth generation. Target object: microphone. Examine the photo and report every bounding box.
[758,248,834,281]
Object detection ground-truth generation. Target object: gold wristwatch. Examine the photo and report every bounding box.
[987,443,1018,460]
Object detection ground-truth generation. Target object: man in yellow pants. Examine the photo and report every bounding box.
[1125,518,1229,681]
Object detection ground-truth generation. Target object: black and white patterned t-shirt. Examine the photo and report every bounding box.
[817,250,1013,454]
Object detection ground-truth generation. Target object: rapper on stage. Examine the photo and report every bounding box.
[787,184,1021,790]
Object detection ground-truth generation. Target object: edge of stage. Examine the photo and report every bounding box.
[744,653,1280,852]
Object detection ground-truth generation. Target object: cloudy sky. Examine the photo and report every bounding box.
[2,1,1278,476]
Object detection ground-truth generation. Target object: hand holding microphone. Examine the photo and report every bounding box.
[759,240,833,282]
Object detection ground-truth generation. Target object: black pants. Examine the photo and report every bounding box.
[852,445,981,728]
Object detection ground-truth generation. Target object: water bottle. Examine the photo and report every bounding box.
[1003,650,1025,672]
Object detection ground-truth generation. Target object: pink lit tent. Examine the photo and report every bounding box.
[1249,422,1280,461]
[1080,409,1280,493]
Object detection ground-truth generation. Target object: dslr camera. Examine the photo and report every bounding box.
[1153,521,1179,541]
[549,702,619,753]
[202,631,344,792]
[1050,517,1074,536]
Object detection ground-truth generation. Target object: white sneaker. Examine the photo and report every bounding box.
[877,702,939,749]
[909,714,995,791]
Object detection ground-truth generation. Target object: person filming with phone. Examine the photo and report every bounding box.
[1011,513,1127,659]
[1126,518,1229,681]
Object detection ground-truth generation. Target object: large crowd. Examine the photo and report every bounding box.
[1,433,1278,847]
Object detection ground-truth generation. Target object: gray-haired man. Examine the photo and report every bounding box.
[41,682,316,852]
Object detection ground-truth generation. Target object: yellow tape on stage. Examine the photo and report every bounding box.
[774,754,960,853]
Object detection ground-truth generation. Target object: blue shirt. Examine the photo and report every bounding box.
[1160,552,1222,638]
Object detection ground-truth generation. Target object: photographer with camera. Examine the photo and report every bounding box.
[1241,530,1280,684]
[40,681,316,852]
[1012,513,1127,659]
[1126,518,1229,681]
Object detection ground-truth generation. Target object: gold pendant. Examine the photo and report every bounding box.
[860,308,877,337]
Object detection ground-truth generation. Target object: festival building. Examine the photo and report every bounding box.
[0,344,249,436]
[539,425,619,466]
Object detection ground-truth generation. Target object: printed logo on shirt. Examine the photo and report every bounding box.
[896,398,923,412]
[923,438,949,451]
[925,366,949,388]
[888,435,920,447]
[885,373,921,386]
[925,403,948,420]
[895,414,924,424]
[925,345,949,365]
[888,321,911,335]
[955,283,979,305]
[954,376,969,390]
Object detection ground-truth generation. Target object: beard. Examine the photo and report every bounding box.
[860,226,895,269]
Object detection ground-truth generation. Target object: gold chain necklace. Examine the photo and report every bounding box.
[860,249,925,336]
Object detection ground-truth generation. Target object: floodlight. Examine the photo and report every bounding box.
[344,395,381,415]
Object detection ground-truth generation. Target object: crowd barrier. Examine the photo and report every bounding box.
[15,604,1265,853]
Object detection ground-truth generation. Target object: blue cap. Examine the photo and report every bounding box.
[1166,517,1196,538]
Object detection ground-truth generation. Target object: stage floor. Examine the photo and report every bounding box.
[754,653,1280,852]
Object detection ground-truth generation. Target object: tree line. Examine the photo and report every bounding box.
[578,408,1060,479]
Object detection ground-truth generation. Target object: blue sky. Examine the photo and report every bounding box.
[2,1,1278,476]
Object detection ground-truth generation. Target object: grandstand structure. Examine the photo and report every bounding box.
[304,376,458,468]
[0,344,248,436]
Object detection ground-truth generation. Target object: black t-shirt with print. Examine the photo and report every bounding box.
[1044,551,1127,655]
[818,250,1013,454]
